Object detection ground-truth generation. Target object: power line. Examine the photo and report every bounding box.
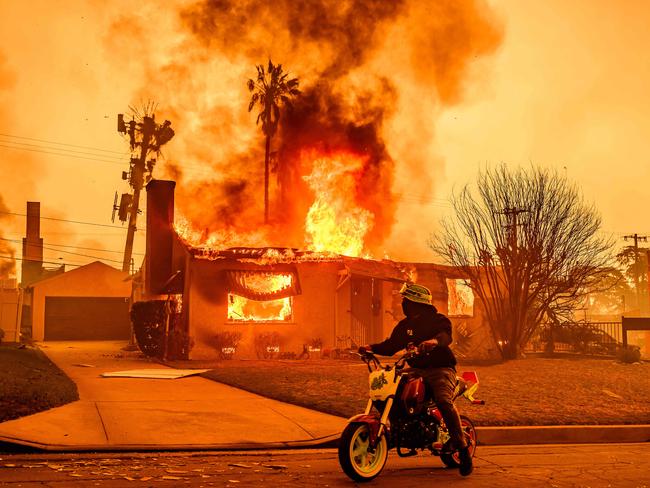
[0,210,132,229]
[0,139,213,177]
[0,143,127,165]
[0,139,126,161]
[0,236,144,255]
[41,241,145,256]
[0,254,82,268]
[39,244,124,264]
[0,132,126,154]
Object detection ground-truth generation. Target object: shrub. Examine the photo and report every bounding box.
[131,300,166,357]
[209,331,243,360]
[254,331,282,359]
[308,337,323,352]
[130,299,187,359]
[617,345,642,364]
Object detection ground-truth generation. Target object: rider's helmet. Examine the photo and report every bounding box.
[399,283,433,305]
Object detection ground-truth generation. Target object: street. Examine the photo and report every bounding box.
[0,443,648,487]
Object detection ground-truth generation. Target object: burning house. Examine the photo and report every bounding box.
[140,180,497,360]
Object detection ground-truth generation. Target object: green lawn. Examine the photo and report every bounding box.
[0,344,78,423]
[174,357,650,426]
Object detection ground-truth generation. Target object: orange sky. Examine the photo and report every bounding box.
[0,0,649,276]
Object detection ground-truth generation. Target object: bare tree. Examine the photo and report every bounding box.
[430,165,614,360]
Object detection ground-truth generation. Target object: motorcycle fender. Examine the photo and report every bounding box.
[345,413,383,445]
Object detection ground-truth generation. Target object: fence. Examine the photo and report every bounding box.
[526,321,623,356]
[0,288,23,342]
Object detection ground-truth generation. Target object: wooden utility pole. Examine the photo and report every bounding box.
[121,116,154,273]
[498,207,529,253]
[117,109,174,274]
[623,233,648,312]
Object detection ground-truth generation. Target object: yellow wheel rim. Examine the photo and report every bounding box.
[349,425,386,477]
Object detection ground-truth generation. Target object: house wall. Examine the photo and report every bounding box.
[187,258,342,359]
[31,262,131,341]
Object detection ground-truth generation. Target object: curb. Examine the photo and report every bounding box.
[0,433,341,453]
[476,425,650,445]
[1,426,648,453]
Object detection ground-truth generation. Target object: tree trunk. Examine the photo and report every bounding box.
[264,134,271,224]
[502,340,521,360]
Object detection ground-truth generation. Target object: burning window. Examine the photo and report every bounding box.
[226,271,299,322]
[446,279,474,317]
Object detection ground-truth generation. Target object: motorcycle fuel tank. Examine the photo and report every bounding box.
[400,376,426,414]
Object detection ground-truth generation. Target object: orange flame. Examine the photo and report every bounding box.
[227,273,293,322]
[303,151,374,257]
[174,150,377,258]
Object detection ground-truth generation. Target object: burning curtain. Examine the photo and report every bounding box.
[225,269,301,301]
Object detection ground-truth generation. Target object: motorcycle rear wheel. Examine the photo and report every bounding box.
[440,415,477,468]
[338,422,388,482]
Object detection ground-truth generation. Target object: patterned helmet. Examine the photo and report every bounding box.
[399,283,432,305]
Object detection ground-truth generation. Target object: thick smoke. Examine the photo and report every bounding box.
[0,195,15,278]
[105,0,503,255]
[0,51,17,277]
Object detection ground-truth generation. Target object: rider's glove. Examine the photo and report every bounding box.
[417,340,438,354]
[358,345,373,354]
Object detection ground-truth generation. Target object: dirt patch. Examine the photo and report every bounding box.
[173,357,650,426]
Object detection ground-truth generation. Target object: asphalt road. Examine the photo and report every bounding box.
[0,443,648,487]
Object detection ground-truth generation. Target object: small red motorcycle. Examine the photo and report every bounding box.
[338,349,484,482]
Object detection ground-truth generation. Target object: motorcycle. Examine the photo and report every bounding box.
[338,348,485,482]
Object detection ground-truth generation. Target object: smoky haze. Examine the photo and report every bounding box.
[105,0,503,256]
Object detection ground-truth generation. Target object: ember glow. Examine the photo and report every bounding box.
[227,273,294,322]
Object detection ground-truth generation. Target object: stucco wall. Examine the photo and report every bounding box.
[31,262,131,341]
[187,258,342,359]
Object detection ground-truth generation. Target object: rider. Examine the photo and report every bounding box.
[359,282,473,477]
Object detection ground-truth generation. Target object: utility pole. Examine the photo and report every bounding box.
[623,233,648,312]
[497,207,529,253]
[116,107,174,273]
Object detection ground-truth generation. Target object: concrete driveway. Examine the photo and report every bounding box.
[0,341,347,451]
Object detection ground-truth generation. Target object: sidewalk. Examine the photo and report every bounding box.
[0,341,347,451]
[0,341,648,452]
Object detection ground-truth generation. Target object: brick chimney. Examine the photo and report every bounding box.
[21,202,43,286]
[145,180,177,295]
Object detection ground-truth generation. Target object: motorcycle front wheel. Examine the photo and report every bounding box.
[338,422,388,482]
[440,415,477,468]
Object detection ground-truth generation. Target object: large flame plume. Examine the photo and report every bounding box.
[104,0,503,258]
[303,151,374,257]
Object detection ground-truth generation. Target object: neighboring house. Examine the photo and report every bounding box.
[29,261,131,341]
[140,180,498,360]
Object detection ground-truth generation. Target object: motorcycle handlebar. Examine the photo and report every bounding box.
[356,349,420,372]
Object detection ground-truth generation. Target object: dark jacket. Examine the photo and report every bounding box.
[370,306,457,369]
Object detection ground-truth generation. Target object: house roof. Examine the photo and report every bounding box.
[187,245,410,282]
[29,261,129,289]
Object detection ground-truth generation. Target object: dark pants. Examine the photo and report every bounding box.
[420,367,467,450]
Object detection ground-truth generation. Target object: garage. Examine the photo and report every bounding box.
[30,261,132,341]
[44,296,130,340]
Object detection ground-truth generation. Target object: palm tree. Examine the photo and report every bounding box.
[248,60,300,223]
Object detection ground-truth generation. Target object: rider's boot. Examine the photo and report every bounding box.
[458,446,473,476]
